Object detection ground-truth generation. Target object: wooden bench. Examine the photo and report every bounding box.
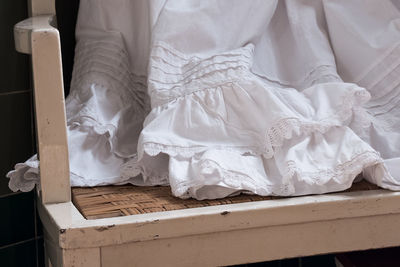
[14,0,400,266]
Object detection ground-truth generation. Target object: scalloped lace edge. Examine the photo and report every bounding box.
[264,89,371,157]
[8,148,389,197]
[121,155,169,185]
[6,83,372,193]
[6,112,142,192]
[138,87,372,160]
[123,150,388,200]
[69,116,138,159]
[6,157,39,192]
[282,151,385,187]
[6,156,143,191]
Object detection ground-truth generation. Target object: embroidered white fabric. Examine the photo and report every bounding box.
[7,0,400,200]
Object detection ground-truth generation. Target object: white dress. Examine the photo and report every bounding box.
[7,0,400,200]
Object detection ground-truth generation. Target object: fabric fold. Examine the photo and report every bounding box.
[7,29,149,190]
[7,0,400,200]
[122,42,391,199]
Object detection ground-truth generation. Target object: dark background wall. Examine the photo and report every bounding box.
[0,0,42,266]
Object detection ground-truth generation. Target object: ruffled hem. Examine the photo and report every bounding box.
[7,30,148,192]
[125,41,388,199]
[124,75,385,199]
[123,138,389,200]
[137,81,371,161]
[7,155,39,192]
[8,34,400,200]
[6,118,136,191]
[172,151,385,200]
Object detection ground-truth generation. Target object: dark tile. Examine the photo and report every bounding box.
[35,237,44,267]
[0,239,36,267]
[36,217,43,237]
[230,257,299,267]
[250,259,299,267]
[34,196,43,237]
[230,259,285,267]
[301,254,336,267]
[0,92,34,196]
[0,192,35,247]
[0,177,14,197]
[336,247,400,267]
[281,258,299,267]
[0,0,30,92]
[248,260,281,267]
[56,0,80,96]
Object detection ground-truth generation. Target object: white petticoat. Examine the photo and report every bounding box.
[7,0,400,199]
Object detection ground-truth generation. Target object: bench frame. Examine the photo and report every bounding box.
[14,1,400,266]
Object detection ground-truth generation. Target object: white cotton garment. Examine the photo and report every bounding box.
[7,0,400,200]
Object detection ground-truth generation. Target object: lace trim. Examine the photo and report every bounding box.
[121,155,169,185]
[151,52,251,72]
[264,88,371,158]
[151,41,254,62]
[151,48,252,74]
[6,156,39,192]
[139,86,371,160]
[172,159,275,199]
[253,64,342,91]
[68,106,145,158]
[150,60,251,85]
[149,42,253,81]
[283,151,384,187]
[140,143,263,158]
[149,42,254,107]
[125,149,385,199]
[181,151,384,198]
[150,69,251,107]
[7,158,138,190]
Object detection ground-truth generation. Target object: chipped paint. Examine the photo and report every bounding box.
[95,224,115,232]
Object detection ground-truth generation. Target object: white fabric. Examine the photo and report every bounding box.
[7,0,400,200]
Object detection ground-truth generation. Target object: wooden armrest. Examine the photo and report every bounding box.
[14,15,71,204]
[14,15,57,54]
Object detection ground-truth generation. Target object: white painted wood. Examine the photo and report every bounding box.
[62,248,101,267]
[45,228,101,267]
[44,235,63,267]
[31,24,71,204]
[37,189,400,249]
[30,18,70,204]
[28,0,55,16]
[14,16,56,54]
[100,213,400,266]
[36,189,400,266]
[44,248,52,267]
[14,15,70,204]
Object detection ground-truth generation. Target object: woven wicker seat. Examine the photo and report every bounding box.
[72,179,379,219]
